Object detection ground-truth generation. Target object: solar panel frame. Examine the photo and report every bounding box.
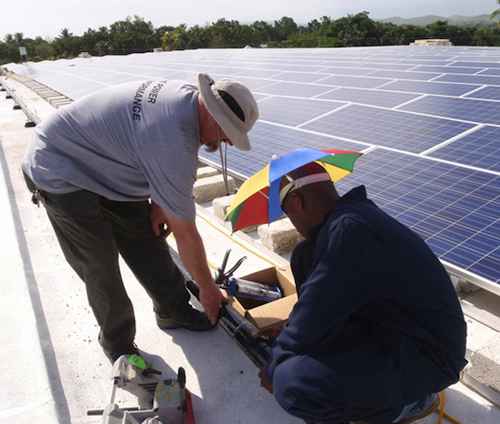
[7,45,500,289]
[316,87,419,108]
[428,126,500,172]
[258,96,346,126]
[370,70,444,81]
[302,104,474,152]
[254,81,334,97]
[314,75,392,88]
[334,148,500,285]
[400,96,500,125]
[382,80,479,96]
[436,74,500,86]
[465,86,500,101]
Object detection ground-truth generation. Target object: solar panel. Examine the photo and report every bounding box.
[302,104,474,152]
[199,121,364,177]
[258,96,345,126]
[6,45,500,290]
[478,68,500,76]
[272,71,329,83]
[400,96,500,125]
[335,148,500,284]
[452,61,500,68]
[317,87,419,108]
[370,70,442,81]
[413,65,486,75]
[436,74,500,86]
[383,80,478,96]
[316,75,390,88]
[320,66,377,76]
[465,86,500,101]
[255,81,332,97]
[429,126,500,172]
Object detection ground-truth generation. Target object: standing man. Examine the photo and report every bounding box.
[22,73,259,361]
[262,163,467,424]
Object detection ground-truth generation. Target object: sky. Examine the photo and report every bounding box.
[1,0,498,39]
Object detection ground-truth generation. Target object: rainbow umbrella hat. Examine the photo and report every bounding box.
[226,148,362,232]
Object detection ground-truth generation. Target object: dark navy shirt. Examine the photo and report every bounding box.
[268,186,467,403]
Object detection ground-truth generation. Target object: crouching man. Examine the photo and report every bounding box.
[261,163,467,424]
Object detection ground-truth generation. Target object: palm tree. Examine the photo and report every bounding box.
[492,0,500,25]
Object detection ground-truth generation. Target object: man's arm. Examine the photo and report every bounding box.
[150,201,223,324]
[267,217,380,376]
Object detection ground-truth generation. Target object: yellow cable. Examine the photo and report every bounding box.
[434,391,461,424]
[195,209,465,424]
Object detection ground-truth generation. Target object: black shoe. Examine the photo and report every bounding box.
[156,305,215,331]
[98,335,140,363]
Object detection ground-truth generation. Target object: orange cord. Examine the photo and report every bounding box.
[435,391,461,424]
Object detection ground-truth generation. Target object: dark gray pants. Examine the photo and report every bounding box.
[25,176,190,352]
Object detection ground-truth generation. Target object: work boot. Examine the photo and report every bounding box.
[156,305,215,331]
[98,333,140,363]
[350,394,438,424]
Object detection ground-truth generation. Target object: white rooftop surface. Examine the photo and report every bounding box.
[1,80,500,423]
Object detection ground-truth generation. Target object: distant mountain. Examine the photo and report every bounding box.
[379,14,492,26]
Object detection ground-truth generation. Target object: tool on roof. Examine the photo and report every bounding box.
[87,354,195,424]
[215,249,283,303]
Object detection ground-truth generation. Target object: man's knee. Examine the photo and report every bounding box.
[273,356,343,422]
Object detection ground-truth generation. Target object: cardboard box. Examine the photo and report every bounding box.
[227,266,297,336]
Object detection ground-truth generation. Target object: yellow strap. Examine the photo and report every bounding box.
[435,391,461,424]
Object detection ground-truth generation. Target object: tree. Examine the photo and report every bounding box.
[274,17,298,41]
[109,16,155,54]
[491,0,500,26]
[162,24,189,51]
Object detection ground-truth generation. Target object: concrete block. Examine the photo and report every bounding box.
[197,166,219,179]
[193,174,235,203]
[464,334,500,406]
[257,218,303,254]
[212,194,235,221]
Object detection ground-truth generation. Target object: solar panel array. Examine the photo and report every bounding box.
[4,45,500,290]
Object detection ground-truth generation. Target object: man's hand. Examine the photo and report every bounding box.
[153,204,224,325]
[259,368,273,393]
[199,283,225,325]
[150,201,171,237]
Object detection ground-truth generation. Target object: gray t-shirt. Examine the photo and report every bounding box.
[23,80,200,220]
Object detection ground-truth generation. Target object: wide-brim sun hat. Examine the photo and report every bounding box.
[198,73,259,151]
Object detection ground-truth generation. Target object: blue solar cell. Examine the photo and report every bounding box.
[199,121,363,177]
[355,63,416,71]
[465,86,500,101]
[478,68,500,76]
[255,81,333,97]
[370,70,442,81]
[273,71,329,83]
[436,74,500,86]
[320,67,377,76]
[401,96,500,125]
[383,80,478,96]
[258,96,345,126]
[316,75,391,88]
[429,126,500,172]
[317,87,419,108]
[334,148,500,283]
[452,61,500,68]
[303,104,474,152]
[399,60,453,66]
[210,75,272,90]
[414,66,486,75]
